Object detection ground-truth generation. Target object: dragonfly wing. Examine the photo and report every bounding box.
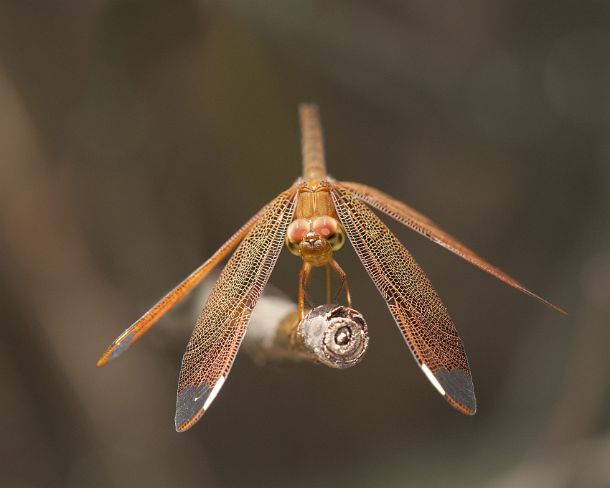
[175,189,297,431]
[96,204,269,367]
[331,185,476,414]
[338,181,564,314]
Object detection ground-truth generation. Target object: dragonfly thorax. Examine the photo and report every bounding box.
[286,216,345,266]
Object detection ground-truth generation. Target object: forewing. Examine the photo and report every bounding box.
[96,204,267,367]
[175,189,297,431]
[338,181,564,314]
[331,185,476,414]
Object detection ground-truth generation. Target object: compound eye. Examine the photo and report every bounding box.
[311,216,338,238]
[286,218,310,256]
[286,238,301,256]
[287,218,310,244]
[327,225,346,251]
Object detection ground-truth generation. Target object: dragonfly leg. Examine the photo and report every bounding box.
[325,264,332,304]
[329,258,352,308]
[298,262,313,320]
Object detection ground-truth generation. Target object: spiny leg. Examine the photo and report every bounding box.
[325,264,332,304]
[329,258,352,308]
[298,262,313,320]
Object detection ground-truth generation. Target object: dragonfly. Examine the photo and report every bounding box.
[98,104,565,432]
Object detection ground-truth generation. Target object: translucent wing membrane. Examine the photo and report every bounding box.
[338,181,565,314]
[96,205,268,367]
[331,185,476,414]
[175,189,297,432]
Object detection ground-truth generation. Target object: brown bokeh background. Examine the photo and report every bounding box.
[1,2,609,487]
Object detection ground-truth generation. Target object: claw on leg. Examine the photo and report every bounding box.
[329,259,352,308]
[298,259,352,320]
[325,265,332,304]
[298,262,313,320]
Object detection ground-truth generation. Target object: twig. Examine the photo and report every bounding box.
[244,292,369,369]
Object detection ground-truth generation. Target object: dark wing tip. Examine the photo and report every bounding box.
[522,287,566,315]
[96,329,138,367]
[437,368,477,415]
[175,383,209,432]
[541,298,567,315]
[422,364,477,415]
[96,341,129,367]
[175,378,226,432]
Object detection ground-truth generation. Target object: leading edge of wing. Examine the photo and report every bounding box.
[96,204,269,367]
[337,181,565,315]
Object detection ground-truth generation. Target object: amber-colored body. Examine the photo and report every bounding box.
[98,103,564,432]
[286,105,351,318]
[288,181,351,319]
[294,182,335,219]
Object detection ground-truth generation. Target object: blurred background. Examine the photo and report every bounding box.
[0,1,609,487]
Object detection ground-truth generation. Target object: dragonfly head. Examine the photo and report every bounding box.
[286,216,345,267]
